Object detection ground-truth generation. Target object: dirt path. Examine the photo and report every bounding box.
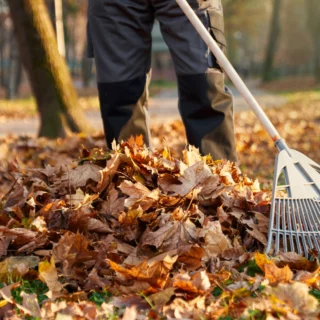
[0,82,287,136]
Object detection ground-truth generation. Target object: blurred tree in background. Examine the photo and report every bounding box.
[0,0,319,107]
[305,0,320,82]
[262,0,283,82]
[7,0,90,138]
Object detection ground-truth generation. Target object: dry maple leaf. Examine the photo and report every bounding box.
[141,219,198,252]
[277,251,319,272]
[178,246,206,271]
[119,180,159,209]
[93,153,121,193]
[158,161,213,197]
[255,252,293,284]
[83,268,111,291]
[264,263,293,284]
[173,270,211,294]
[199,221,232,258]
[52,232,97,282]
[60,163,101,190]
[99,186,125,218]
[109,255,177,289]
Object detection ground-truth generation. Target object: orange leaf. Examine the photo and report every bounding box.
[254,252,273,272]
[264,263,293,284]
[109,255,177,289]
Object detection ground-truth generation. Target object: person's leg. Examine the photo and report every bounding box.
[87,0,154,148]
[153,0,237,162]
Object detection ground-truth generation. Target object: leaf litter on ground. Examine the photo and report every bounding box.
[0,132,319,319]
[0,94,319,319]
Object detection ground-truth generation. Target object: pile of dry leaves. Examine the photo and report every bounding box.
[0,135,319,320]
[151,93,320,188]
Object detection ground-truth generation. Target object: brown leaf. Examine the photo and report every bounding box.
[84,268,111,291]
[4,185,28,209]
[178,246,205,270]
[87,218,113,233]
[295,266,320,286]
[200,222,231,258]
[278,252,319,272]
[149,287,176,309]
[0,226,38,248]
[52,233,97,282]
[246,228,267,245]
[0,236,13,259]
[99,186,125,218]
[119,180,159,209]
[94,153,121,192]
[159,161,213,197]
[141,220,196,252]
[197,175,220,200]
[60,163,101,190]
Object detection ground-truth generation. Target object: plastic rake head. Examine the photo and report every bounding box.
[265,149,320,257]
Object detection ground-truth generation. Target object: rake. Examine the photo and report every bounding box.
[176,0,320,257]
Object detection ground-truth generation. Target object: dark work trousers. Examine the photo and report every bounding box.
[87,0,237,162]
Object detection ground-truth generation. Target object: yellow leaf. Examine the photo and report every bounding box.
[162,147,171,160]
[0,300,8,308]
[254,252,273,272]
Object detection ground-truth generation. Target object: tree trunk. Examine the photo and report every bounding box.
[54,0,65,57]
[305,0,320,83]
[262,0,283,82]
[0,12,4,90]
[315,39,320,83]
[7,0,91,138]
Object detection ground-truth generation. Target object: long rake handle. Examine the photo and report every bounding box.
[176,0,282,144]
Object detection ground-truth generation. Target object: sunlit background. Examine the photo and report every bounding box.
[0,0,319,100]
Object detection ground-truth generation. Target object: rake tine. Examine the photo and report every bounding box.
[281,199,287,252]
[291,198,303,255]
[305,199,319,251]
[275,199,281,252]
[304,199,320,252]
[299,199,315,251]
[286,199,295,252]
[294,200,309,257]
[308,199,320,251]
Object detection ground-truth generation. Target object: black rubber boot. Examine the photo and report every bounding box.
[97,75,150,148]
[177,70,237,162]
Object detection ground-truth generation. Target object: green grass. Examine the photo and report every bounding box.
[11,279,49,306]
[88,290,112,306]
